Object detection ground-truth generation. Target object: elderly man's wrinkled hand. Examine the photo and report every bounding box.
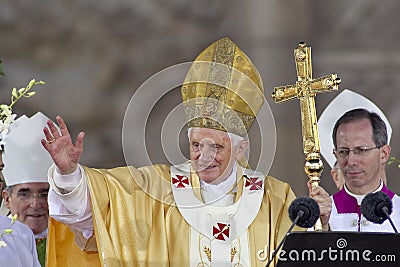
[41,115,85,175]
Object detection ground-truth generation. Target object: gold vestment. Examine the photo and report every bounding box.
[46,164,302,266]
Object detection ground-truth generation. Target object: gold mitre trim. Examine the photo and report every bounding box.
[181,37,264,137]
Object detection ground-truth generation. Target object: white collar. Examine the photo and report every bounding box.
[34,227,48,239]
[170,162,265,242]
[200,163,237,195]
[344,179,384,205]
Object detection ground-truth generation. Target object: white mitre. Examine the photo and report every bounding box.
[2,112,53,186]
[318,89,392,168]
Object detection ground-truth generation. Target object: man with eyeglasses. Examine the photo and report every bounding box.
[1,112,54,266]
[311,108,400,232]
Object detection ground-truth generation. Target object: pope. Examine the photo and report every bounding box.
[42,37,304,266]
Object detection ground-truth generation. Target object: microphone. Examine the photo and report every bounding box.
[288,196,321,228]
[265,196,320,267]
[361,191,398,233]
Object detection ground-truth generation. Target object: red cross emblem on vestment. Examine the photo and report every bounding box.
[172,175,189,188]
[244,176,263,191]
[213,223,230,241]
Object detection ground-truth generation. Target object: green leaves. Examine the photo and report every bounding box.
[9,79,45,108]
[0,61,45,139]
[0,79,45,128]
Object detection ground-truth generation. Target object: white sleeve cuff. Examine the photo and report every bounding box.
[48,164,89,216]
[53,166,82,193]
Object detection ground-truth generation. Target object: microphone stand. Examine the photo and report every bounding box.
[382,207,398,233]
[265,210,304,267]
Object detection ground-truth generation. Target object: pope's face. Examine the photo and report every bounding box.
[189,128,248,184]
[3,182,49,235]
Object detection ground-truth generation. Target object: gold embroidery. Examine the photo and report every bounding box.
[198,235,210,264]
[182,37,265,137]
[203,246,212,262]
[197,234,244,265]
[231,236,241,264]
[231,247,237,262]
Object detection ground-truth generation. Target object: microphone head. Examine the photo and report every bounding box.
[288,196,320,228]
[361,191,393,224]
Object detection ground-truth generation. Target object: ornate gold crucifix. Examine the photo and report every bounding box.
[272,42,341,230]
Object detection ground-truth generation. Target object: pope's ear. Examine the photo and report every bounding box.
[235,141,249,160]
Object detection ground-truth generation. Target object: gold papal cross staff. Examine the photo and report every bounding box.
[271,42,341,230]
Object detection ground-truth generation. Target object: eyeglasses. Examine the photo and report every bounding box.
[333,146,381,158]
[14,191,48,203]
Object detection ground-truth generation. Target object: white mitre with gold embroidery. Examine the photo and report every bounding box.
[318,89,392,168]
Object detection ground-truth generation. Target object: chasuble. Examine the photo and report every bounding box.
[46,163,303,266]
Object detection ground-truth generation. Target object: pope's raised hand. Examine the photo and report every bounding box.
[41,116,85,175]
